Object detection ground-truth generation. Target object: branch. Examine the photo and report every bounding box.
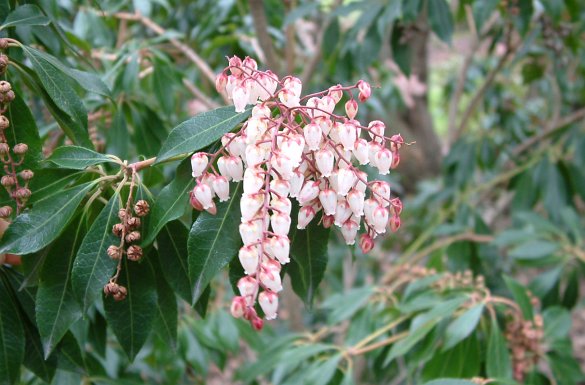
[407,232,494,267]
[182,78,221,109]
[248,0,280,74]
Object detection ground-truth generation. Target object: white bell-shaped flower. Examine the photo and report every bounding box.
[193,183,213,210]
[297,206,316,229]
[212,175,230,202]
[319,188,337,216]
[191,153,208,178]
[315,148,334,177]
[239,245,260,275]
[258,290,279,320]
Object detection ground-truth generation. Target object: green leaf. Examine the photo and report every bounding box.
[288,214,330,307]
[46,146,114,169]
[0,182,95,255]
[0,274,25,385]
[153,58,175,115]
[188,183,242,304]
[508,240,560,260]
[486,317,512,379]
[36,218,86,358]
[21,45,91,148]
[423,335,480,380]
[22,316,57,383]
[422,380,476,385]
[155,106,251,164]
[0,4,50,29]
[428,0,453,44]
[144,160,194,245]
[472,0,498,32]
[27,169,81,204]
[543,306,571,342]
[503,275,534,320]
[104,257,157,361]
[156,221,192,303]
[443,304,484,350]
[151,256,178,349]
[6,92,42,170]
[71,193,120,312]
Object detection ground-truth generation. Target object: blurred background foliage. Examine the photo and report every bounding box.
[1,0,585,384]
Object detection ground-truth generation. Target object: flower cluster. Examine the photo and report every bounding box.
[190,56,404,330]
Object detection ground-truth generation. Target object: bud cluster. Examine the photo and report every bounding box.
[192,56,404,329]
[431,269,486,292]
[103,198,149,301]
[505,314,544,382]
[0,73,32,216]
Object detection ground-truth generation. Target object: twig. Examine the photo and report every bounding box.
[406,232,494,267]
[248,0,280,74]
[182,78,221,109]
[348,331,409,356]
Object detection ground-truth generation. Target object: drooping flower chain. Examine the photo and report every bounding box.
[189,56,404,330]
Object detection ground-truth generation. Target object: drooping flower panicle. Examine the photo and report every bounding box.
[190,56,404,330]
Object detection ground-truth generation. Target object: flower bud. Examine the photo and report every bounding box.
[367,141,382,166]
[359,233,374,254]
[232,85,249,113]
[322,214,335,228]
[319,188,337,216]
[391,150,400,169]
[113,285,127,301]
[13,188,31,199]
[0,143,8,154]
[215,72,228,93]
[127,245,143,261]
[103,282,119,296]
[112,223,124,237]
[13,143,28,155]
[251,315,264,330]
[118,209,129,221]
[371,206,389,234]
[389,134,404,151]
[127,216,141,229]
[345,99,358,120]
[374,148,393,175]
[390,197,403,215]
[371,181,391,207]
[368,120,385,143]
[0,115,9,130]
[107,245,122,259]
[0,39,8,50]
[271,153,294,180]
[357,80,371,102]
[328,84,343,104]
[191,153,208,178]
[297,205,316,230]
[347,188,365,216]
[1,175,16,187]
[390,215,401,232]
[336,168,356,196]
[240,220,263,245]
[230,296,247,318]
[0,81,11,93]
[271,196,291,216]
[125,231,141,243]
[259,265,282,293]
[0,205,12,218]
[289,171,304,198]
[252,103,271,118]
[240,193,264,221]
[19,169,34,181]
[212,175,230,202]
[314,149,334,178]
[189,191,204,211]
[339,122,358,151]
[134,200,150,216]
[341,219,359,245]
[258,290,278,320]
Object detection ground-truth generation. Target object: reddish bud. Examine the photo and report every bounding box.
[13,143,28,155]
[251,315,264,331]
[134,200,150,217]
[359,233,374,254]
[127,245,143,261]
[322,214,335,228]
[390,215,401,232]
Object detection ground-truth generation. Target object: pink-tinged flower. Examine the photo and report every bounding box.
[191,153,208,178]
[270,178,291,198]
[289,171,304,198]
[237,276,257,305]
[228,56,243,75]
[353,139,369,165]
[315,116,333,136]
[319,188,337,216]
[245,118,267,144]
[216,72,228,93]
[298,180,320,206]
[368,120,385,143]
[304,123,322,151]
[271,196,292,215]
[328,84,343,104]
[322,214,334,228]
[268,235,290,264]
[363,198,378,224]
[258,72,278,100]
[374,148,393,175]
[242,56,258,73]
[315,148,334,177]
[390,197,403,215]
[390,133,404,151]
[359,233,374,254]
[391,150,400,169]
[297,206,316,229]
[281,135,305,166]
[252,103,271,118]
[306,97,322,119]
[232,85,249,113]
[355,170,368,193]
[240,220,263,245]
[225,156,244,181]
[283,76,302,97]
[239,245,260,275]
[226,75,238,96]
[372,206,389,234]
[347,188,365,216]
[371,180,391,207]
[259,290,279,320]
[251,315,264,330]
[345,99,358,120]
[320,96,336,114]
[193,183,213,210]
[259,263,283,292]
[357,80,371,102]
[278,88,300,108]
[329,121,341,144]
[230,296,247,318]
[271,152,295,180]
[339,122,357,151]
[336,168,356,196]
[390,215,401,232]
[201,173,215,190]
[341,219,359,245]
[189,191,203,211]
[245,144,267,167]
[334,199,352,227]
[217,156,230,180]
[243,167,264,194]
[271,212,291,236]
[367,141,382,167]
[212,175,230,202]
[240,193,264,221]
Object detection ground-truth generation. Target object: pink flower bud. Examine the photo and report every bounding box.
[268,235,290,264]
[228,56,243,75]
[232,85,249,113]
[334,199,352,227]
[271,196,292,216]
[271,212,291,236]
[304,123,322,151]
[226,156,244,181]
[339,122,358,151]
[258,290,279,320]
[217,156,230,180]
[230,296,247,318]
[240,193,264,221]
[193,183,213,210]
[251,315,264,330]
[390,197,403,215]
[347,188,365,216]
[372,206,389,234]
[322,214,334,228]
[319,188,337,216]
[353,139,369,165]
[320,96,336,114]
[237,276,257,305]
[371,181,391,207]
[328,84,343,104]
[341,219,359,245]
[191,153,208,178]
[297,206,316,229]
[289,171,304,198]
[390,134,404,151]
[283,76,302,96]
[357,80,371,102]
[258,72,278,100]
[390,215,401,232]
[205,201,217,215]
[260,265,283,293]
[374,148,393,175]
[298,181,320,206]
[189,191,203,211]
[306,97,322,119]
[212,175,230,202]
[239,245,260,275]
[216,72,228,93]
[244,167,264,194]
[270,178,291,197]
[368,120,385,143]
[315,148,334,177]
[391,150,400,169]
[242,56,258,72]
[345,99,358,120]
[240,220,263,245]
[359,233,374,254]
[336,168,356,196]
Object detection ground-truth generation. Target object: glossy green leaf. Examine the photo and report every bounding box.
[443,304,484,350]
[104,257,157,361]
[36,218,86,358]
[27,169,81,204]
[422,380,476,385]
[0,4,50,29]
[486,317,512,379]
[144,160,194,245]
[428,0,453,43]
[21,45,91,148]
[188,183,242,304]
[22,316,57,383]
[0,182,95,255]
[0,274,25,385]
[543,306,571,342]
[156,221,192,303]
[5,92,42,170]
[503,275,534,320]
[423,335,480,379]
[508,240,559,260]
[71,193,120,312]
[288,214,330,307]
[155,106,251,164]
[149,251,178,348]
[46,146,114,169]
